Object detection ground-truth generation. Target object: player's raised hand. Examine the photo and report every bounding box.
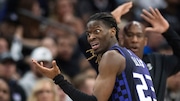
[111,2,133,23]
[141,7,169,34]
[32,59,61,79]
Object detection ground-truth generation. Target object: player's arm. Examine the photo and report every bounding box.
[32,50,125,101]
[32,60,97,101]
[141,7,180,56]
[93,50,125,101]
[141,7,180,73]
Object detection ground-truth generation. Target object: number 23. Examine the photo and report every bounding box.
[133,73,156,101]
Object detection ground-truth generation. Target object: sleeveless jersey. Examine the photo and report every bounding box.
[109,44,157,101]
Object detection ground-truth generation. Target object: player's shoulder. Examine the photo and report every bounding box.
[104,50,121,56]
[102,50,125,63]
[99,50,125,74]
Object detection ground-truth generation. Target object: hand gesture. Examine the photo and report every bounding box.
[141,7,169,34]
[111,2,133,23]
[32,59,61,79]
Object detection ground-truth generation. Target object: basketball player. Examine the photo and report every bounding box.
[32,12,156,101]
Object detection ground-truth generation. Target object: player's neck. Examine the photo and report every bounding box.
[108,38,118,49]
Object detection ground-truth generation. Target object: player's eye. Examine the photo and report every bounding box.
[86,31,91,37]
[126,33,133,37]
[94,29,101,34]
[137,33,144,38]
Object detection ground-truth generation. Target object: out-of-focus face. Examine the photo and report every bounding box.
[1,61,16,79]
[57,86,66,101]
[0,64,5,77]
[36,82,54,101]
[123,22,147,58]
[87,20,113,54]
[56,0,73,16]
[41,38,58,58]
[32,1,41,16]
[0,79,10,101]
[81,78,95,95]
[0,38,8,54]
[57,36,75,61]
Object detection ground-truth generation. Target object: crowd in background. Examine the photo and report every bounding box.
[0,0,179,101]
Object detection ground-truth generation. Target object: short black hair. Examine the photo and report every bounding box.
[87,12,119,40]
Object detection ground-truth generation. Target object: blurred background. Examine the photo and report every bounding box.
[0,0,179,101]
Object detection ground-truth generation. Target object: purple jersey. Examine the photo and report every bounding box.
[109,44,156,101]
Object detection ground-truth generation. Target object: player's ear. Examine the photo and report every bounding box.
[110,27,116,37]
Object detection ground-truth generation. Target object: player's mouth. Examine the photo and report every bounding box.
[130,46,139,53]
[90,42,100,50]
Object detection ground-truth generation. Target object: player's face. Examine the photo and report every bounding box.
[123,23,147,58]
[86,20,112,54]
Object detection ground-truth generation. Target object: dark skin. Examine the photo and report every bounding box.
[33,2,172,101]
[123,7,169,59]
[32,20,126,101]
[32,2,133,100]
[86,21,117,54]
[123,21,147,59]
[0,79,10,101]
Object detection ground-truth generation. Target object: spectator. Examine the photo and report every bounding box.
[41,36,58,59]
[0,52,26,101]
[55,34,81,78]
[0,36,9,55]
[17,0,45,51]
[53,0,84,36]
[27,78,59,101]
[165,72,180,101]
[19,47,53,96]
[0,77,11,101]
[73,73,95,95]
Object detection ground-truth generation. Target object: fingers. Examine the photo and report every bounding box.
[149,7,157,18]
[141,13,152,23]
[40,62,43,66]
[32,59,50,73]
[124,1,133,8]
[145,27,154,33]
[142,9,155,20]
[52,60,61,74]
[111,1,133,23]
[32,59,42,68]
[141,7,161,20]
[155,8,163,18]
[122,1,133,12]
[52,60,58,68]
[141,7,158,24]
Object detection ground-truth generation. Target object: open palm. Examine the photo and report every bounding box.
[111,2,133,23]
[32,59,61,79]
[141,7,169,34]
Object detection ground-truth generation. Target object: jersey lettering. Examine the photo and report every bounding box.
[133,73,156,101]
[131,57,145,68]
